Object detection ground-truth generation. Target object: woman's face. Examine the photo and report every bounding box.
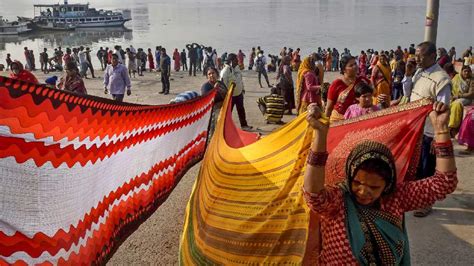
[65,68,77,77]
[379,56,388,65]
[207,69,218,83]
[344,59,358,77]
[461,68,472,80]
[351,169,386,206]
[357,92,373,108]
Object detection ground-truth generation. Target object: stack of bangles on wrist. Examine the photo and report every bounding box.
[433,140,454,158]
[307,150,329,166]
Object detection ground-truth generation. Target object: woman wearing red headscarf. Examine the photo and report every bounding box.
[9,61,38,84]
[173,48,181,71]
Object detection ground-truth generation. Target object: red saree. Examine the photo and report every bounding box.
[303,98,433,264]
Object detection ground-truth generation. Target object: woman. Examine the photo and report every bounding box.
[449,65,473,136]
[147,48,155,72]
[9,61,38,84]
[325,56,368,122]
[237,50,246,70]
[291,48,301,71]
[403,48,409,63]
[296,57,321,114]
[57,61,87,95]
[437,48,450,68]
[458,107,474,154]
[370,54,392,105]
[201,67,228,140]
[325,48,332,72]
[276,55,295,114]
[173,48,181,72]
[303,102,457,265]
[358,50,367,78]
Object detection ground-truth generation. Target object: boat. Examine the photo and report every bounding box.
[35,21,76,31]
[0,16,32,35]
[32,0,132,28]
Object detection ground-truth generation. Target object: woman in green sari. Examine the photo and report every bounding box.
[449,65,473,136]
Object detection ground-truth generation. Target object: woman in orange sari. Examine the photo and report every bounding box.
[325,48,332,71]
[370,54,392,105]
[325,56,369,122]
[296,56,321,114]
[291,48,302,71]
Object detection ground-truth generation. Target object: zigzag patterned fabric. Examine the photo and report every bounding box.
[0,76,215,265]
[180,89,433,264]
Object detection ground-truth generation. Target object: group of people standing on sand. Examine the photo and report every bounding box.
[2,42,473,154]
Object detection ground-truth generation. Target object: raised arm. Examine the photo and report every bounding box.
[395,102,457,212]
[303,104,329,194]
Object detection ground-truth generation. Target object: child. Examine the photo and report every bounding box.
[344,82,380,119]
[45,76,58,89]
[398,59,416,105]
[257,87,285,124]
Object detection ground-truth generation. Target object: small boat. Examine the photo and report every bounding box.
[33,0,132,28]
[0,16,32,35]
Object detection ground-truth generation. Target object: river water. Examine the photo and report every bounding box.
[0,0,473,66]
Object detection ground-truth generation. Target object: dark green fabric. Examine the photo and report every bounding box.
[344,192,411,265]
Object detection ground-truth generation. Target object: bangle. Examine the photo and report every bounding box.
[434,140,453,147]
[307,150,329,166]
[433,141,454,158]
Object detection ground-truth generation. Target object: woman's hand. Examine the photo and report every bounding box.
[307,103,329,135]
[377,94,390,108]
[429,101,449,132]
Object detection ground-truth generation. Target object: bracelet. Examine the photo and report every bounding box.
[307,150,329,166]
[434,140,453,147]
[433,141,454,158]
[435,130,450,135]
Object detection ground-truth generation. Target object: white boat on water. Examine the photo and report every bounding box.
[33,0,132,28]
[35,21,76,31]
[0,17,31,35]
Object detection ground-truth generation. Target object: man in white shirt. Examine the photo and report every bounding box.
[78,46,88,78]
[410,41,451,217]
[220,53,252,131]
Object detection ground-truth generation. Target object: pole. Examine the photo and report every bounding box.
[424,0,440,44]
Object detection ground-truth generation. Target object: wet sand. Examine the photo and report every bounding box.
[9,68,474,265]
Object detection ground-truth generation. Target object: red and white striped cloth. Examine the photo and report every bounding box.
[0,76,215,264]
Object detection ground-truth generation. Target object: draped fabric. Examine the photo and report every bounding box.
[0,76,215,265]
[180,85,432,264]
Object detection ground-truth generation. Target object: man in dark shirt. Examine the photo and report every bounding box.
[180,49,188,71]
[40,48,49,74]
[159,48,171,95]
[186,43,198,76]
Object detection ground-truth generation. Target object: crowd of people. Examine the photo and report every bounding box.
[1,40,473,264]
[1,42,473,150]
